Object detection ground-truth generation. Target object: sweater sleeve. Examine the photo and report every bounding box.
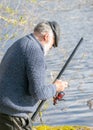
[25,41,56,100]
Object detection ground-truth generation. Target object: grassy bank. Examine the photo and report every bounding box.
[33,125,93,130]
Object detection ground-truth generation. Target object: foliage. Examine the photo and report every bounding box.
[33,125,91,130]
[0,0,40,47]
[0,0,92,47]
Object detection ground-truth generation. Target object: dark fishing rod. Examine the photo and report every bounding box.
[31,37,83,121]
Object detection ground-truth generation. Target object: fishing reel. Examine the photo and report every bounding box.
[53,91,65,105]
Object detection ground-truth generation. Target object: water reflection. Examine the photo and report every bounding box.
[43,2,93,126]
[0,0,93,127]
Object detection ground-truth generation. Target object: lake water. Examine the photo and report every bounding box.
[0,0,93,127]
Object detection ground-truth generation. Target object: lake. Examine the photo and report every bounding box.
[0,0,93,127]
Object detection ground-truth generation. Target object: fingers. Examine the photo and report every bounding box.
[54,80,68,93]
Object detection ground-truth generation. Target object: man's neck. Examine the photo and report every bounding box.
[33,32,45,47]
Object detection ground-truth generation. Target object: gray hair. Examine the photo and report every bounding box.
[34,21,54,37]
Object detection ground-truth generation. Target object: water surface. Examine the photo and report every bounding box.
[0,0,93,127]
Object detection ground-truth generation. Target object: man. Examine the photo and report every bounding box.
[0,21,68,130]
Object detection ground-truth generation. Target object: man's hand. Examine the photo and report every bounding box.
[54,80,68,93]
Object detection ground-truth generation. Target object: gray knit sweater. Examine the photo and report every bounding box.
[0,34,56,118]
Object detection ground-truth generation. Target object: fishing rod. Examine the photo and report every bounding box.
[31,37,83,121]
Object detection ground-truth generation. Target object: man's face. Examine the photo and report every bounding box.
[43,34,54,56]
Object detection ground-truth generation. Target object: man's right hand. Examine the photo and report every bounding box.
[54,79,68,93]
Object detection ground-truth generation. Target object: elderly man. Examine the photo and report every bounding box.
[0,21,68,130]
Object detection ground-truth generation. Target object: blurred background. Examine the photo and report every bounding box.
[0,0,93,127]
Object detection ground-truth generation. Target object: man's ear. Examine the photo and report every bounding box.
[43,33,49,43]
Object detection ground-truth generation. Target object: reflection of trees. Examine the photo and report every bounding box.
[0,0,92,65]
[0,0,92,50]
[0,0,40,47]
[0,0,61,46]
